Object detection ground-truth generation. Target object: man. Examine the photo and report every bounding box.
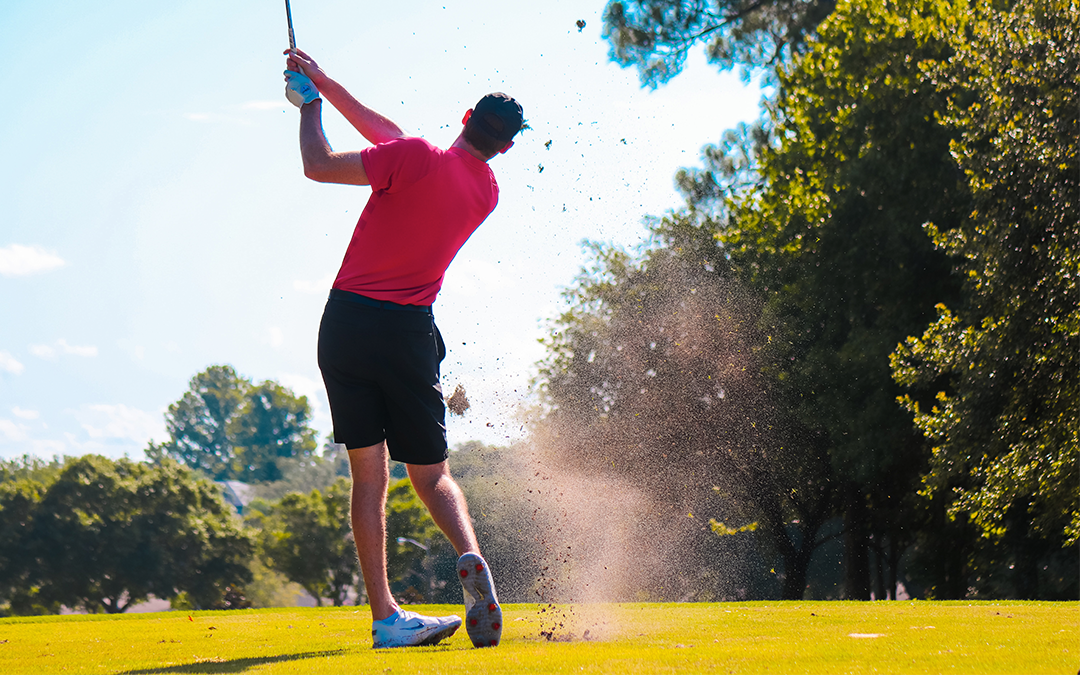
[283,49,522,649]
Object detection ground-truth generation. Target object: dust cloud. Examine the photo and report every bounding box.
[458,250,779,641]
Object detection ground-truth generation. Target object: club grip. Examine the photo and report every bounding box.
[285,0,296,50]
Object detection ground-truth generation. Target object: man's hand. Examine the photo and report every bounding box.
[285,48,328,88]
[284,70,320,107]
[283,47,405,145]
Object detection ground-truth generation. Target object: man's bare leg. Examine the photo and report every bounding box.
[347,442,396,621]
[406,461,479,556]
[409,460,502,647]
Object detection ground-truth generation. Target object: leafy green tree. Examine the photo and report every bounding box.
[603,0,836,86]
[597,0,991,597]
[597,0,971,599]
[249,478,357,606]
[230,381,319,483]
[149,365,247,479]
[714,0,972,599]
[9,456,252,613]
[0,455,65,615]
[149,365,317,482]
[0,477,56,616]
[0,455,64,485]
[891,0,1079,599]
[599,0,1076,600]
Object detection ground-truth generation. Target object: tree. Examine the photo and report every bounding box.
[0,455,64,485]
[0,455,64,615]
[250,478,358,606]
[595,0,992,598]
[598,0,971,599]
[715,0,976,599]
[230,381,319,483]
[149,365,317,482]
[891,0,1079,599]
[149,365,247,479]
[0,477,55,616]
[598,0,1076,600]
[4,455,253,613]
[603,0,837,87]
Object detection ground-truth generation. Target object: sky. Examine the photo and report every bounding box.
[0,0,763,461]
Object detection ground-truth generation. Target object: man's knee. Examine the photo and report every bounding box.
[406,461,453,496]
[348,442,389,481]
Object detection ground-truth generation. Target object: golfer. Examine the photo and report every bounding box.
[283,49,522,649]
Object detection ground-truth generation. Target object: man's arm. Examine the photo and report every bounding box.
[299,99,369,185]
[287,49,405,145]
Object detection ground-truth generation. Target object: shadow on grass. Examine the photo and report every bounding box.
[118,649,347,674]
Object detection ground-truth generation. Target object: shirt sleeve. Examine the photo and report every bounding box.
[360,137,438,193]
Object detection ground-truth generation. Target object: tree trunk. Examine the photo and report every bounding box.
[780,543,814,600]
[1009,499,1039,599]
[872,537,886,600]
[887,534,899,600]
[843,485,871,600]
[778,517,825,600]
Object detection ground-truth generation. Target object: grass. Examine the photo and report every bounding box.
[0,601,1074,674]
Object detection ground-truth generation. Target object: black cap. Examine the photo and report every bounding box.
[472,93,523,142]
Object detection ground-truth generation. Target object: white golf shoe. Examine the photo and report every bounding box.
[457,552,502,647]
[371,608,461,648]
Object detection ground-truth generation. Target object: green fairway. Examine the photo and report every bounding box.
[0,601,1073,674]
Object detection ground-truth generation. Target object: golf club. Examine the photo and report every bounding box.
[285,0,296,50]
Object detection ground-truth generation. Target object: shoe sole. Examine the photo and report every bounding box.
[458,553,502,648]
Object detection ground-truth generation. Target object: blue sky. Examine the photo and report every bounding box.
[0,0,762,460]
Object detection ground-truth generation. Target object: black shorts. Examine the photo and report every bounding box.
[317,290,448,465]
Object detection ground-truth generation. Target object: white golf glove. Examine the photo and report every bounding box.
[284,70,320,107]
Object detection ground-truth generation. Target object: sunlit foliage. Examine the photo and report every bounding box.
[0,456,252,614]
[891,0,1079,597]
[603,0,837,86]
[147,365,317,483]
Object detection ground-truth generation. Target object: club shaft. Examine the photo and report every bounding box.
[285,0,296,50]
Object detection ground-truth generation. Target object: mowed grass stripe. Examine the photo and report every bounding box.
[0,601,1073,674]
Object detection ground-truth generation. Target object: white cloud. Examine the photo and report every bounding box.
[275,372,323,405]
[0,419,29,442]
[293,272,336,294]
[12,407,39,420]
[0,351,24,375]
[268,327,284,349]
[32,439,67,456]
[275,372,332,441]
[74,404,165,444]
[183,111,252,125]
[30,339,98,360]
[242,100,287,111]
[117,338,146,361]
[0,244,65,277]
[443,257,513,297]
[29,344,55,360]
[58,339,97,357]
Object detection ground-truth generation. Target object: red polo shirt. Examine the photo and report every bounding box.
[331,137,499,306]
